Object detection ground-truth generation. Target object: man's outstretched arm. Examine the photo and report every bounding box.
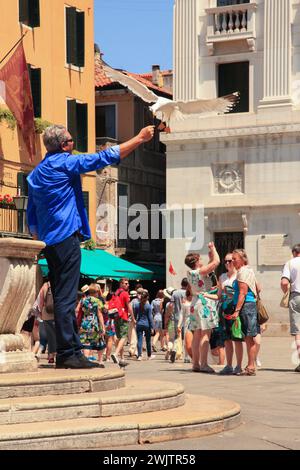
[119,126,155,159]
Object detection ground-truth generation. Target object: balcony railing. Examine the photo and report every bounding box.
[0,206,30,237]
[206,2,257,54]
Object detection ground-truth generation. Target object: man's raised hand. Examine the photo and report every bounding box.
[138,125,155,143]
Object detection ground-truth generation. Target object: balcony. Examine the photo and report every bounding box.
[0,206,30,238]
[206,2,257,55]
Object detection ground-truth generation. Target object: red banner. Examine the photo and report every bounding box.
[0,42,36,160]
[169,262,177,276]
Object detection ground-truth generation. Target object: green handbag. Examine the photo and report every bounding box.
[231,317,243,340]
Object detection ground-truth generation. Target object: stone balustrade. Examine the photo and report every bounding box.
[206,2,257,54]
[0,238,45,372]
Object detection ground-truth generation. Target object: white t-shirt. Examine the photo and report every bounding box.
[282,257,300,294]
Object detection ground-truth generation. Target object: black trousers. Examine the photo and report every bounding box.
[44,233,82,361]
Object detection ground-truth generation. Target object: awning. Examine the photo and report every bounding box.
[38,248,153,281]
[133,262,165,281]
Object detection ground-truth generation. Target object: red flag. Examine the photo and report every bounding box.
[0,43,36,160]
[169,262,177,276]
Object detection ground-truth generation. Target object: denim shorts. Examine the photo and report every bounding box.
[240,302,260,337]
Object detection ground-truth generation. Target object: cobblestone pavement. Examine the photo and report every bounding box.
[106,337,300,450]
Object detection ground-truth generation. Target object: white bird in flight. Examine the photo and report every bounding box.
[96,54,239,132]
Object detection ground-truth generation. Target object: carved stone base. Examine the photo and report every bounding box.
[0,351,38,373]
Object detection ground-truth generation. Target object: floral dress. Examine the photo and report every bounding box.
[187,269,219,331]
[79,296,105,350]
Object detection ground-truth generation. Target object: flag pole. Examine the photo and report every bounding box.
[0,31,28,66]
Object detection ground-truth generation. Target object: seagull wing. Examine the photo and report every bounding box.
[175,93,239,117]
[101,63,158,104]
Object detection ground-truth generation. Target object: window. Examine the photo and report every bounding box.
[19,0,40,28]
[67,100,88,152]
[82,191,89,220]
[17,172,29,196]
[66,7,85,67]
[217,0,249,6]
[218,62,249,113]
[96,105,116,139]
[28,65,41,117]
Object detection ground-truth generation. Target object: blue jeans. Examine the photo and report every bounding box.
[136,325,152,357]
[44,233,82,361]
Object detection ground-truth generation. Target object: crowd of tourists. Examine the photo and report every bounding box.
[21,242,300,375]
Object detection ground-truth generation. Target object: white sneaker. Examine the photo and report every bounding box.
[256,357,262,368]
[137,356,142,361]
[148,355,156,360]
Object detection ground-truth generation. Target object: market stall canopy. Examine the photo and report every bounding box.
[38,248,153,281]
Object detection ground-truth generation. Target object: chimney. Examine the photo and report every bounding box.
[152,65,163,87]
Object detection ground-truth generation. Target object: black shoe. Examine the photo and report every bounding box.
[170,351,176,363]
[77,355,102,368]
[118,359,129,368]
[56,355,95,369]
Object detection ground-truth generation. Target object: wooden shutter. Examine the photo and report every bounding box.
[17,172,29,196]
[66,7,77,65]
[29,0,40,27]
[67,99,77,148]
[19,0,29,24]
[76,11,85,67]
[82,191,89,220]
[76,103,88,152]
[29,67,41,117]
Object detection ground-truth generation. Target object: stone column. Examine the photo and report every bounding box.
[0,238,45,373]
[173,0,199,101]
[259,0,292,108]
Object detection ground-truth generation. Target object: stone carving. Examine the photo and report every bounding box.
[213,163,244,194]
[0,238,45,373]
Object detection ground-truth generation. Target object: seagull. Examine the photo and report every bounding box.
[95,53,239,132]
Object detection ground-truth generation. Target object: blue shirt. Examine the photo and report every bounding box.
[27,146,120,245]
[133,301,154,329]
[232,279,256,305]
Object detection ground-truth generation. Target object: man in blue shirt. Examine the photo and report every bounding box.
[27,124,154,369]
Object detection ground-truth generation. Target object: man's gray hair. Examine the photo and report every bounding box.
[43,125,69,152]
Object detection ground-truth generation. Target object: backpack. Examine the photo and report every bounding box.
[45,285,54,314]
[107,291,125,320]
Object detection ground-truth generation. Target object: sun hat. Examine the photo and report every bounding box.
[81,284,90,293]
[96,279,106,284]
[163,286,176,299]
[130,290,138,298]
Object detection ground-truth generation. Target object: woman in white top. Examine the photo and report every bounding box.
[218,253,243,375]
[177,287,193,362]
[185,242,220,373]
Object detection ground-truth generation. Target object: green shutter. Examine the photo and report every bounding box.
[17,172,29,196]
[76,103,88,152]
[76,11,85,67]
[67,99,77,148]
[82,191,89,220]
[66,7,77,65]
[30,68,41,117]
[29,0,40,28]
[19,0,29,24]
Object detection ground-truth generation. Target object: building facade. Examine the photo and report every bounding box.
[95,59,171,284]
[0,0,96,238]
[164,0,300,335]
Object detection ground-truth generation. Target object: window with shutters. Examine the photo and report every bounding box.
[66,6,85,68]
[28,65,41,117]
[82,191,89,220]
[67,99,88,152]
[19,0,40,28]
[17,172,29,196]
[217,0,249,5]
[218,62,249,113]
[96,104,116,140]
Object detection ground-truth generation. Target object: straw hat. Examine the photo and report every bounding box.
[130,290,138,298]
[163,286,175,299]
[96,279,106,285]
[81,284,90,293]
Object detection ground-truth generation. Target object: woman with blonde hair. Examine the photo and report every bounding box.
[185,242,220,373]
[224,249,260,376]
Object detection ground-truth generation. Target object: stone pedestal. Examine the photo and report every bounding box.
[0,238,45,373]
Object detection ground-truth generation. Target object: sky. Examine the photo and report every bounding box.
[94,0,174,73]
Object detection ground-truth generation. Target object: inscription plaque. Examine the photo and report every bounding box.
[258,235,291,266]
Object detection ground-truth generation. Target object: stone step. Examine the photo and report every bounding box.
[0,395,241,450]
[0,368,125,398]
[0,380,185,424]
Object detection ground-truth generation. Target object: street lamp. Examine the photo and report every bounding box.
[13,195,29,234]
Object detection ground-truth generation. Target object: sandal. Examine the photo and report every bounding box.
[199,365,215,374]
[192,367,201,373]
[240,366,256,376]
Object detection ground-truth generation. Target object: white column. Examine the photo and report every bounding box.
[173,0,199,101]
[259,0,292,107]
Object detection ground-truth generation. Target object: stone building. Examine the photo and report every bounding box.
[164,0,300,334]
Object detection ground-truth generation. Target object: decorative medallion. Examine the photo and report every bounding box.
[213,163,244,194]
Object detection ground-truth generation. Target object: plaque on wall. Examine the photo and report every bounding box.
[258,235,292,266]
